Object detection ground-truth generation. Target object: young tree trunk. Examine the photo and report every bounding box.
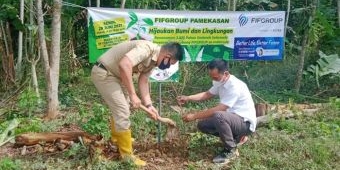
[227,0,231,11]
[294,24,309,93]
[31,61,40,100]
[233,0,237,11]
[36,0,62,119]
[16,0,24,80]
[26,0,41,102]
[294,2,317,93]
[338,0,340,28]
[284,0,291,38]
[0,22,6,90]
[48,0,62,119]
[0,21,15,88]
[120,0,126,8]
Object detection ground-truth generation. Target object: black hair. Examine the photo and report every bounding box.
[207,58,229,73]
[162,42,184,61]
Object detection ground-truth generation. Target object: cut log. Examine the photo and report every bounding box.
[15,131,101,146]
[255,103,269,117]
[257,109,319,127]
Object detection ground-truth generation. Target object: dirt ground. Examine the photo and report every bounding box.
[0,137,214,170]
[136,139,191,170]
[0,123,222,170]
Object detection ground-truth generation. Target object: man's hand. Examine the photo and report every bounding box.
[130,94,141,109]
[182,113,196,122]
[177,95,189,105]
[147,105,159,120]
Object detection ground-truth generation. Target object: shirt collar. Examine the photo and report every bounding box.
[151,46,161,64]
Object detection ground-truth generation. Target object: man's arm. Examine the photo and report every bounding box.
[119,56,141,108]
[188,91,214,101]
[182,103,228,122]
[177,91,214,105]
[138,72,152,106]
[138,71,159,120]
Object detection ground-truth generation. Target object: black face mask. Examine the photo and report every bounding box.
[158,58,171,70]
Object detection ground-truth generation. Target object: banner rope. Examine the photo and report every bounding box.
[62,2,87,9]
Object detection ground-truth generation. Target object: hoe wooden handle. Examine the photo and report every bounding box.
[140,105,176,127]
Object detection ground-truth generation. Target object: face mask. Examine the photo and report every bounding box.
[158,58,171,70]
[212,75,227,86]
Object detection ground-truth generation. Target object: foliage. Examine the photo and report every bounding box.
[304,51,340,87]
[0,157,21,170]
[0,119,18,147]
[130,109,158,141]
[230,107,339,170]
[63,143,87,158]
[17,87,42,118]
[89,160,137,170]
[329,97,340,110]
[81,103,110,139]
[15,118,43,134]
[0,3,24,31]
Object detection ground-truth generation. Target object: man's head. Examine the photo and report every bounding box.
[207,59,229,82]
[157,42,184,70]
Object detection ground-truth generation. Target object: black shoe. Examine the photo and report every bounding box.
[212,148,238,164]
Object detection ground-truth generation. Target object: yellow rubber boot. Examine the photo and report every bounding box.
[116,129,146,166]
[110,117,118,144]
[110,118,134,143]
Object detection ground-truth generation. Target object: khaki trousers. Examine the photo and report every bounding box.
[91,66,131,131]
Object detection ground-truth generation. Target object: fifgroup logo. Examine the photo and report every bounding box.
[239,14,248,27]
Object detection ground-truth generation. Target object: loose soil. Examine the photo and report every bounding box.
[0,124,223,170]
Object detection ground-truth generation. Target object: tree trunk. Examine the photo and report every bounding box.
[27,0,41,102]
[31,58,41,101]
[120,0,126,8]
[227,0,231,11]
[338,0,340,28]
[0,22,6,90]
[5,22,14,83]
[294,29,308,93]
[0,21,15,88]
[36,0,61,119]
[284,0,290,38]
[16,0,24,80]
[47,0,62,119]
[233,0,237,11]
[294,3,317,93]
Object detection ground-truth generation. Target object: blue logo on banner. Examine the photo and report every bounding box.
[233,37,284,60]
[239,14,248,27]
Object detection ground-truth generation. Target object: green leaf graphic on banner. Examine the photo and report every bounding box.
[202,45,232,61]
[142,18,154,26]
[141,27,147,33]
[185,45,203,61]
[127,12,138,29]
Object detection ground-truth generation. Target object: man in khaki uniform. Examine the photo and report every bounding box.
[91,40,183,166]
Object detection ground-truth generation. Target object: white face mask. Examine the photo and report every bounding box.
[212,78,226,87]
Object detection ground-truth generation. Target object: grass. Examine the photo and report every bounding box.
[3,102,338,169]
[229,107,340,170]
[1,65,339,169]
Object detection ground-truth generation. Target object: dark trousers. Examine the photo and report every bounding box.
[197,111,252,150]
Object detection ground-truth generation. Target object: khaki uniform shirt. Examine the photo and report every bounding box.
[98,40,160,78]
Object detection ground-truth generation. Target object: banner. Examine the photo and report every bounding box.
[87,8,285,81]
